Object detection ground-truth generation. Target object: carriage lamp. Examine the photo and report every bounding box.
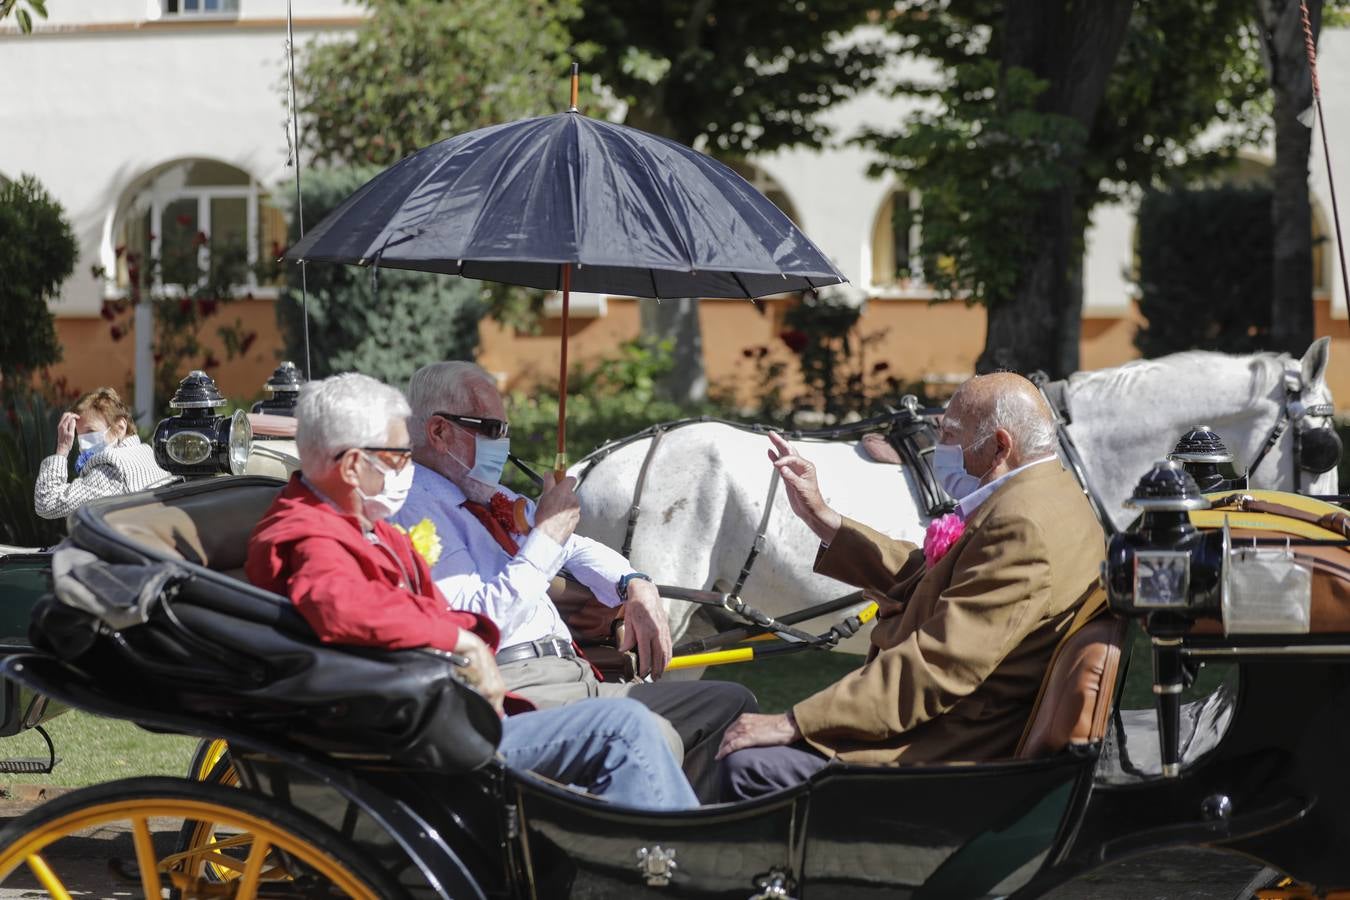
[152,370,253,477]
[1106,460,1225,779]
[250,360,304,418]
[1106,460,1221,617]
[1168,426,1248,493]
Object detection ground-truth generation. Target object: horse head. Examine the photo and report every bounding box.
[1063,339,1340,531]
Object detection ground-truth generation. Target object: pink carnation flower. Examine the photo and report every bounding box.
[923,513,966,569]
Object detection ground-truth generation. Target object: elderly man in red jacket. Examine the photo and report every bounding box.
[246,372,697,810]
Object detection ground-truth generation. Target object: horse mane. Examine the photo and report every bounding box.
[1064,348,1289,418]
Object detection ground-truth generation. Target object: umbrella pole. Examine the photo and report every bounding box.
[556,263,572,479]
[555,63,581,480]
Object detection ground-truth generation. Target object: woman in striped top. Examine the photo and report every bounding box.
[34,387,172,520]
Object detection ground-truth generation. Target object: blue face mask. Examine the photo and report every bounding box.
[466,434,511,488]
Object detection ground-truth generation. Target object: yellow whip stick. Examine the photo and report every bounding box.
[665,600,879,671]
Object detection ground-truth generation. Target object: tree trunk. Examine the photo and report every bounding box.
[978,0,1134,378]
[640,298,708,403]
[1258,0,1321,356]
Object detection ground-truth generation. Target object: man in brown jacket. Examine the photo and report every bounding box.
[716,373,1106,800]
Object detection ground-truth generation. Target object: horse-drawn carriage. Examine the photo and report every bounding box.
[0,357,1348,898]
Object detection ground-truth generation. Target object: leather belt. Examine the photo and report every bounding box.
[496,636,577,666]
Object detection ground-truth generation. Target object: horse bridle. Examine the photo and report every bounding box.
[1245,363,1338,483]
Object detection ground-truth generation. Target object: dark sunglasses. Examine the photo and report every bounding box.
[434,412,510,440]
[333,446,414,471]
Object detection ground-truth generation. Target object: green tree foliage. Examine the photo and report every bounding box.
[572,0,891,402]
[297,0,591,168]
[1135,186,1273,358]
[0,175,77,381]
[571,0,888,153]
[863,1,1270,376]
[276,167,485,385]
[0,0,47,33]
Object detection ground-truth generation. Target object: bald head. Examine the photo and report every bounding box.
[939,373,1058,484]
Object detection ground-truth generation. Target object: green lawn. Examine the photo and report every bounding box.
[0,711,198,789]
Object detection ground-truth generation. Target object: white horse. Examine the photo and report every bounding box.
[573,340,1340,644]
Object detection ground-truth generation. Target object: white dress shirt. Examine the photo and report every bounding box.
[957,454,1059,520]
[391,464,631,647]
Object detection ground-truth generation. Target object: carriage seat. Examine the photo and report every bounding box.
[1015,614,1128,758]
[100,478,285,581]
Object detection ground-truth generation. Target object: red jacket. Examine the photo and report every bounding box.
[247,475,499,654]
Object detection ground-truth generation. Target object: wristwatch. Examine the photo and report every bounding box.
[616,572,653,602]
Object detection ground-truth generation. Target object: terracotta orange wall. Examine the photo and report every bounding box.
[48,301,283,411]
[45,295,1350,412]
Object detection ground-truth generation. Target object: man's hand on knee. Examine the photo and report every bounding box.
[716,711,802,759]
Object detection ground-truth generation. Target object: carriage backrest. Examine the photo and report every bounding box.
[101,480,284,580]
[1016,614,1127,759]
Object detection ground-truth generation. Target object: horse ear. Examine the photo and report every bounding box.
[1301,336,1331,386]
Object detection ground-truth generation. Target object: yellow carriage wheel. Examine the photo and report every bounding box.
[188,737,231,783]
[0,776,398,898]
[178,752,243,883]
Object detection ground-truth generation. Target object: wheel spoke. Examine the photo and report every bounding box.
[24,854,74,900]
[235,835,271,900]
[132,815,165,897]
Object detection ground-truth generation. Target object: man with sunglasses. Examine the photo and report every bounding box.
[392,361,757,802]
[245,373,699,810]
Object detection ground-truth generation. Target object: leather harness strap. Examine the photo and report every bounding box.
[730,467,781,600]
[1209,493,1350,540]
[620,425,666,559]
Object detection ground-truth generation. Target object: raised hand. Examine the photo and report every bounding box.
[54,412,78,457]
[767,432,841,544]
[534,472,581,544]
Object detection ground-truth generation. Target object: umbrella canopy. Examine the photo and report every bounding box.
[285,110,845,298]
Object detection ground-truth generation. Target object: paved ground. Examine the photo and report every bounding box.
[0,795,1267,898]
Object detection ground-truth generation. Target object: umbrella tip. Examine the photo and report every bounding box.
[568,61,580,112]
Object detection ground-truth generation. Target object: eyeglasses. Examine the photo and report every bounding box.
[334,446,414,472]
[434,412,510,440]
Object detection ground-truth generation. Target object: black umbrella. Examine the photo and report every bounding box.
[287,67,846,471]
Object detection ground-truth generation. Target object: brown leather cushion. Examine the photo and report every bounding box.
[1017,615,1128,758]
[101,481,285,578]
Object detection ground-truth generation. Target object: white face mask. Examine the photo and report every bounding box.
[446,434,511,495]
[933,434,993,500]
[77,430,108,455]
[357,452,415,521]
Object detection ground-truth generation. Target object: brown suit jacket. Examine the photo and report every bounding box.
[791,460,1105,764]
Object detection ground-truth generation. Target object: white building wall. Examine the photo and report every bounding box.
[3,6,1349,321]
[0,1,361,317]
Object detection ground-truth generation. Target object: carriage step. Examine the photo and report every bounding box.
[0,756,59,774]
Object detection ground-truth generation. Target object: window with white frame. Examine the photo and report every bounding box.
[870,187,923,289]
[162,0,239,16]
[113,159,286,294]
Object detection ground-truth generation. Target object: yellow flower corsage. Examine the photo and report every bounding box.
[394,518,443,567]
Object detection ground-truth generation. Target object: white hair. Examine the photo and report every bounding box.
[407,361,496,451]
[975,389,1058,459]
[294,373,411,478]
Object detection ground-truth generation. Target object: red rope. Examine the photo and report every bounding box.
[1301,0,1321,96]
[1300,0,1350,308]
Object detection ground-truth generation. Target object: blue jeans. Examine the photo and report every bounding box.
[498,697,699,810]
